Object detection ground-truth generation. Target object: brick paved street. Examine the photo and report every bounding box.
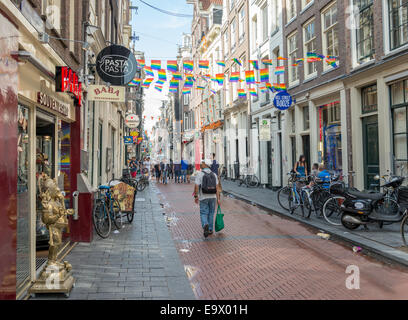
[156,180,408,300]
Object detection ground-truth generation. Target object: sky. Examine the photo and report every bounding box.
[130,0,193,133]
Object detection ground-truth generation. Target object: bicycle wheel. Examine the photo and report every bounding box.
[246,175,260,188]
[302,189,312,219]
[127,211,134,223]
[277,186,291,211]
[311,189,331,216]
[322,196,345,226]
[111,199,124,230]
[137,180,147,192]
[92,199,111,238]
[236,175,244,186]
[401,213,408,246]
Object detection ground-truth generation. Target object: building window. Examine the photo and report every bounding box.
[252,15,258,49]
[291,109,295,133]
[287,0,296,22]
[391,79,408,166]
[389,0,408,50]
[322,2,338,69]
[287,32,299,84]
[224,31,229,57]
[303,106,310,130]
[272,0,279,33]
[304,19,317,77]
[361,84,378,114]
[262,4,268,41]
[231,19,237,51]
[239,7,245,42]
[230,0,235,12]
[302,0,313,10]
[356,0,374,62]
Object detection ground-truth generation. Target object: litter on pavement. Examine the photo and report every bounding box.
[317,232,330,240]
[353,246,362,253]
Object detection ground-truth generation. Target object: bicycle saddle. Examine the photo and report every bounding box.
[347,189,385,200]
[98,185,110,190]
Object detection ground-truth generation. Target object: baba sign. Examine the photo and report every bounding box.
[96,45,137,86]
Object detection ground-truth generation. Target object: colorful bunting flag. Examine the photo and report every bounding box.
[158,69,167,82]
[249,60,259,70]
[154,85,163,92]
[216,74,224,86]
[233,58,242,66]
[229,72,240,82]
[237,89,246,99]
[151,60,161,70]
[245,70,255,84]
[216,60,226,68]
[277,56,288,61]
[275,66,285,75]
[129,78,141,86]
[169,79,179,87]
[274,83,286,91]
[260,68,269,83]
[167,60,178,72]
[183,61,194,72]
[196,85,205,90]
[142,78,154,88]
[249,88,258,97]
[262,59,273,66]
[184,81,194,88]
[136,60,145,68]
[199,60,209,69]
[144,66,154,77]
[172,72,183,80]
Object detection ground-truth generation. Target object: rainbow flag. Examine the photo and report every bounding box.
[156,80,165,85]
[151,60,161,70]
[216,60,226,68]
[169,79,179,87]
[182,88,191,95]
[260,68,269,83]
[274,83,286,91]
[249,60,259,70]
[185,73,194,81]
[129,78,141,86]
[167,60,178,72]
[325,56,338,68]
[275,66,285,75]
[249,88,258,97]
[172,72,183,80]
[229,72,240,82]
[196,85,205,90]
[245,70,255,84]
[184,81,194,88]
[158,69,167,82]
[183,61,194,72]
[260,86,267,93]
[210,89,217,94]
[216,74,224,86]
[154,85,163,92]
[295,58,305,63]
[169,87,178,93]
[262,59,273,66]
[233,58,242,66]
[144,66,154,77]
[237,89,246,99]
[266,82,274,92]
[199,60,209,69]
[136,60,145,68]
[142,78,154,88]
[277,56,287,61]
[307,52,324,62]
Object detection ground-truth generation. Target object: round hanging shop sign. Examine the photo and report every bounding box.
[96,45,137,86]
[125,114,140,128]
[273,91,293,110]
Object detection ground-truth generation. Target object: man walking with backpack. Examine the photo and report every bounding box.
[193,159,221,238]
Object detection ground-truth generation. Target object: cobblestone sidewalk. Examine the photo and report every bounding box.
[31,185,195,300]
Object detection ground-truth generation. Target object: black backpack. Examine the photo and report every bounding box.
[201,171,217,194]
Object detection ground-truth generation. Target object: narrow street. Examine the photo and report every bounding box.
[155,182,408,300]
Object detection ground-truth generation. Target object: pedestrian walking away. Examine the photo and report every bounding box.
[129,156,138,178]
[193,159,221,238]
[181,158,188,183]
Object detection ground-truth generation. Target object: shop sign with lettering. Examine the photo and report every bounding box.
[96,45,137,86]
[55,66,82,106]
[88,85,125,102]
[37,92,70,117]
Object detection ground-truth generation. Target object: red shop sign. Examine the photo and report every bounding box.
[55,66,82,107]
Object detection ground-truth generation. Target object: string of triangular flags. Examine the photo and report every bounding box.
[129,53,338,97]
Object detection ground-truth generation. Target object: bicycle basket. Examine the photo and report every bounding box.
[329,182,345,195]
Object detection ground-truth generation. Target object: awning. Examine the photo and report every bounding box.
[200,120,224,133]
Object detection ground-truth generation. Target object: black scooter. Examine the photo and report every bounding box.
[334,176,406,230]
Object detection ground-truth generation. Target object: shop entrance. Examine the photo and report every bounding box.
[302,135,310,174]
[35,112,56,267]
[363,115,379,190]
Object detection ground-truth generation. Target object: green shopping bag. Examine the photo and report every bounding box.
[215,205,224,232]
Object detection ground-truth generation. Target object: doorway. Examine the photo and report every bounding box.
[363,115,379,190]
[302,135,310,174]
[267,141,273,188]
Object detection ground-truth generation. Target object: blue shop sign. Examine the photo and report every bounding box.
[124,136,133,144]
[273,91,293,110]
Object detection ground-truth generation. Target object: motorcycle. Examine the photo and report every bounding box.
[335,175,406,230]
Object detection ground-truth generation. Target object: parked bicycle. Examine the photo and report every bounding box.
[236,167,260,188]
[92,185,128,238]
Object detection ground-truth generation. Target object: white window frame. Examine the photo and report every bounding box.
[286,0,297,23]
[239,6,245,42]
[252,15,258,50]
[322,1,339,71]
[262,4,269,42]
[224,31,229,58]
[287,32,299,86]
[301,0,314,11]
[231,18,237,52]
[303,18,317,79]
[272,0,279,33]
